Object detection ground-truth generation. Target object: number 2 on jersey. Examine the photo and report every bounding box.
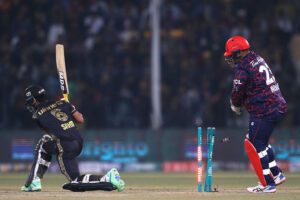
[259,64,275,85]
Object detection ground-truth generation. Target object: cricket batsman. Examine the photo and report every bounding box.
[224,36,287,193]
[21,85,125,192]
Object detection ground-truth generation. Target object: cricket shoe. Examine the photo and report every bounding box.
[274,172,286,186]
[21,179,42,192]
[247,182,276,193]
[107,168,125,192]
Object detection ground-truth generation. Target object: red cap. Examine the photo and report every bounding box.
[224,36,250,56]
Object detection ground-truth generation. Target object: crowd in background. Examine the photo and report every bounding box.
[0,0,299,129]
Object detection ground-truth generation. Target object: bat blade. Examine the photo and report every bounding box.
[55,44,69,102]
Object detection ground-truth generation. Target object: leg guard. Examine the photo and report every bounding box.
[62,174,116,192]
[244,139,267,186]
[63,182,116,192]
[24,136,52,187]
[267,144,281,177]
[37,149,51,178]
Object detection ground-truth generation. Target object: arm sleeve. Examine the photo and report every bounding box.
[231,66,248,107]
[66,102,77,114]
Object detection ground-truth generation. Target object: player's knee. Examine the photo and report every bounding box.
[245,139,268,159]
[251,141,267,153]
[42,141,57,154]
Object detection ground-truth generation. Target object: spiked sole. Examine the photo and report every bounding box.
[247,188,276,193]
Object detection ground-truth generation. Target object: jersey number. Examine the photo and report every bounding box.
[259,64,275,85]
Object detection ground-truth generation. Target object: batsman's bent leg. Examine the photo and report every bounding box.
[21,136,53,191]
[245,138,267,186]
[63,169,125,192]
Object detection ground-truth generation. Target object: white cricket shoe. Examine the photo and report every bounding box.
[247,182,276,193]
[274,172,286,186]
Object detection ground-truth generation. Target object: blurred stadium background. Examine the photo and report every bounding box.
[0,0,299,176]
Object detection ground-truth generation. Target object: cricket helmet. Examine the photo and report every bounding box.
[24,85,46,112]
[224,36,250,57]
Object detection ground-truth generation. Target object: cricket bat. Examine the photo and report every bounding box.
[55,44,69,102]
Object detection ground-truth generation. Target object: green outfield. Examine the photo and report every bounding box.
[0,172,299,200]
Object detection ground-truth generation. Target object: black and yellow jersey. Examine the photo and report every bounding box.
[33,100,83,141]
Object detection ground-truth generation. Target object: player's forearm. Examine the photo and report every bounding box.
[231,97,243,107]
[231,90,245,115]
[73,111,85,124]
[231,90,245,107]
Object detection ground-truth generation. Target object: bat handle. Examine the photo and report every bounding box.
[63,94,69,102]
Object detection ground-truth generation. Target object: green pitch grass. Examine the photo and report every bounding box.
[0,172,299,200]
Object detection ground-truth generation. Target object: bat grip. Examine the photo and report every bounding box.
[63,94,69,102]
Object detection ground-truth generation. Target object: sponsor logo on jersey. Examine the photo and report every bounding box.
[61,121,75,130]
[233,79,242,85]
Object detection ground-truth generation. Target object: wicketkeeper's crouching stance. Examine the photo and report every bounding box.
[21,85,125,192]
[225,36,287,193]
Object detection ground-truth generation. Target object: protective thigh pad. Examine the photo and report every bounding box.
[63,182,116,192]
[244,139,266,186]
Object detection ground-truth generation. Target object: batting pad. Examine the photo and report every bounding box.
[244,139,267,186]
[63,182,116,192]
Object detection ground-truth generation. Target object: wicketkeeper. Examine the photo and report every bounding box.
[224,36,287,193]
[21,85,125,192]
